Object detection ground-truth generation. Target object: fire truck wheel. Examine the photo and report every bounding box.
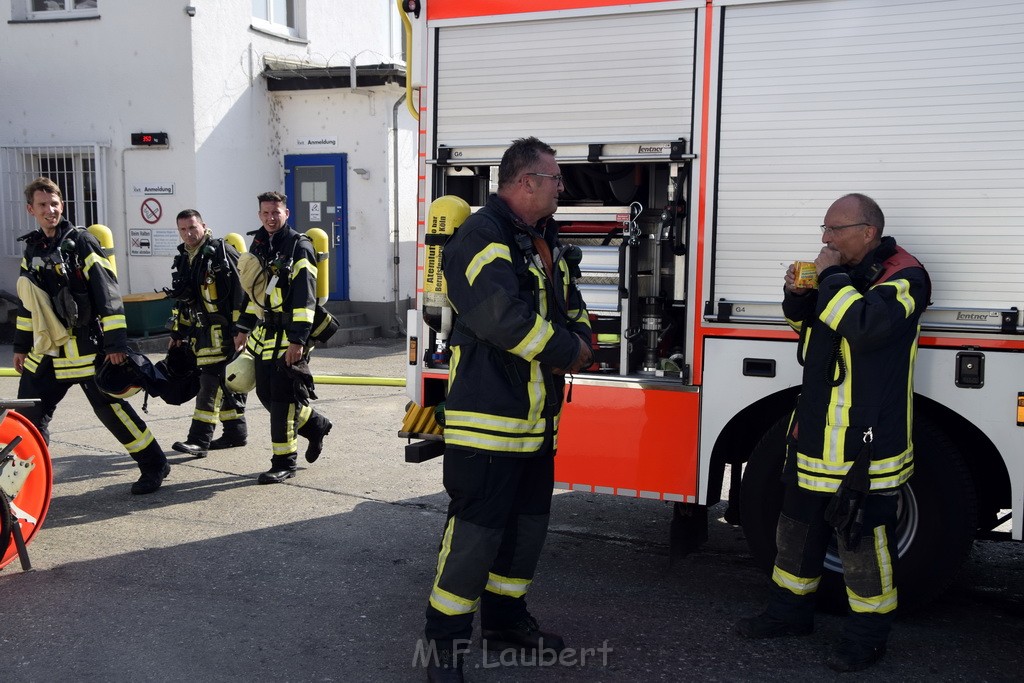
[740,414,977,613]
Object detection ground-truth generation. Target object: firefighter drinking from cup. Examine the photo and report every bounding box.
[13,177,169,495]
[735,194,931,672]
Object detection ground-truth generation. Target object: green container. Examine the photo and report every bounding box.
[122,293,173,337]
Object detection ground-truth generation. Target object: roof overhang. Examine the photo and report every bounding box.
[263,59,406,91]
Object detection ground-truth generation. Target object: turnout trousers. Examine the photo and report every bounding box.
[767,483,899,647]
[17,355,166,475]
[252,327,328,473]
[186,361,247,448]
[425,447,555,643]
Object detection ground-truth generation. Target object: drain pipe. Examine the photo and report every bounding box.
[392,92,407,336]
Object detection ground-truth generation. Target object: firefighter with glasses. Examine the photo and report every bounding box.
[421,138,593,682]
[13,177,169,495]
[166,209,248,458]
[735,193,931,673]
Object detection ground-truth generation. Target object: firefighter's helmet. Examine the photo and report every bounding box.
[153,345,201,406]
[224,351,256,394]
[95,350,164,399]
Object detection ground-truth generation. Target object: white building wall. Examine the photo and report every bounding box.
[272,88,419,313]
[0,1,194,294]
[1,0,414,322]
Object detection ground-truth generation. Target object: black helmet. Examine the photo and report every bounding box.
[154,346,200,406]
[95,350,166,399]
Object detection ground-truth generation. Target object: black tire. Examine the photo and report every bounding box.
[740,414,978,613]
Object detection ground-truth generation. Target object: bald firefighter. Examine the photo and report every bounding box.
[735,193,931,672]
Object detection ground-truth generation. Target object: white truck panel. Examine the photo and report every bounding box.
[712,0,1024,311]
[435,8,696,146]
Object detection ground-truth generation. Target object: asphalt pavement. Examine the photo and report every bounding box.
[0,338,1022,682]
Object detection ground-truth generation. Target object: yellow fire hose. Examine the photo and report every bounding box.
[0,367,404,386]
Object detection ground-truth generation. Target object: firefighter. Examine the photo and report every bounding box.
[166,209,247,458]
[13,177,169,495]
[421,138,593,682]
[235,191,332,484]
[735,194,931,672]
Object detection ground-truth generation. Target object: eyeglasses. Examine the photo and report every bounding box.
[526,172,564,185]
[820,222,869,234]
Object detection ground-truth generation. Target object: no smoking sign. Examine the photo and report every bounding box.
[141,197,162,224]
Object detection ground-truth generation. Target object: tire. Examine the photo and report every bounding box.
[740,414,978,613]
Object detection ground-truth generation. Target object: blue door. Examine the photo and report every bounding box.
[284,153,348,300]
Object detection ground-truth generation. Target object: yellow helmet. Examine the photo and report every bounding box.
[224,351,256,394]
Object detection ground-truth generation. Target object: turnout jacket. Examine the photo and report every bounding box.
[236,224,317,358]
[442,194,591,457]
[168,234,243,366]
[783,236,930,493]
[15,219,127,381]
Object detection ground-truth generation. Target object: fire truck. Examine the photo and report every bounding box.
[398,0,1024,610]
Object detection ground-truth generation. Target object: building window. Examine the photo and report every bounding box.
[0,144,107,258]
[251,0,300,38]
[27,0,98,19]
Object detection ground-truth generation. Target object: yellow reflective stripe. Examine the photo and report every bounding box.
[444,430,544,453]
[219,409,242,421]
[796,473,841,493]
[291,306,314,323]
[55,365,97,381]
[869,448,913,475]
[430,517,480,616]
[874,279,915,318]
[527,360,543,424]
[485,572,531,597]
[445,410,544,434]
[847,528,898,614]
[102,314,127,332]
[772,566,820,595]
[272,404,299,455]
[23,355,40,373]
[82,251,115,277]
[448,346,460,389]
[289,257,316,279]
[797,452,851,476]
[508,316,554,361]
[869,465,914,491]
[786,316,804,333]
[17,315,32,332]
[465,243,511,286]
[532,268,548,319]
[113,404,155,453]
[823,341,852,464]
[820,285,860,330]
[192,409,217,425]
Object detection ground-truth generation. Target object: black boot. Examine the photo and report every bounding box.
[258,454,297,484]
[299,413,333,463]
[481,613,565,654]
[210,418,247,449]
[425,641,465,683]
[131,445,170,495]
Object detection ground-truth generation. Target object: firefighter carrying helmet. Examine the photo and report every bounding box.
[95,350,165,399]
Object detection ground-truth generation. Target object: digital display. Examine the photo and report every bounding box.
[131,132,169,146]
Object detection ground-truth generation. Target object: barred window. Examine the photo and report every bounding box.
[0,144,107,257]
